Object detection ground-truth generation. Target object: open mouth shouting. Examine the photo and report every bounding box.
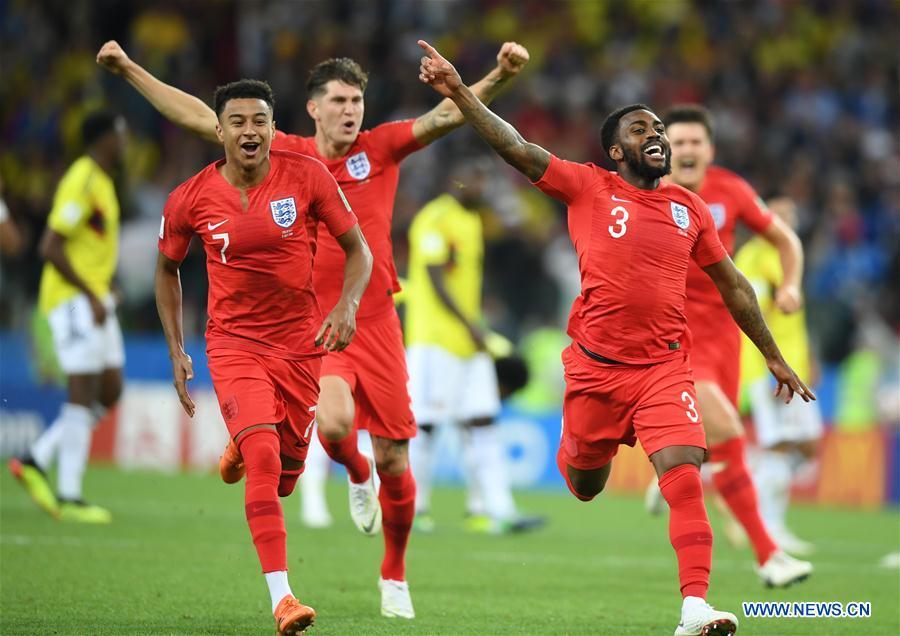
[240,140,261,159]
[642,141,666,162]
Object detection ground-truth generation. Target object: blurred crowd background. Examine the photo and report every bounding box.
[1,0,898,423]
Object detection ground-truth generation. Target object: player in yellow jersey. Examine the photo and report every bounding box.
[405,157,543,534]
[736,197,823,556]
[9,110,127,524]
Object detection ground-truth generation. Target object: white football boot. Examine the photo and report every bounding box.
[675,596,738,636]
[758,550,813,587]
[348,454,381,536]
[378,577,415,619]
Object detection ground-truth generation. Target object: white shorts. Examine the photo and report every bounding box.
[46,293,125,375]
[407,344,501,424]
[748,378,823,448]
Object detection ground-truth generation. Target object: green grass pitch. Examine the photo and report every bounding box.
[2,466,898,634]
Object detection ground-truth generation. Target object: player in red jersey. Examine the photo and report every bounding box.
[642,105,813,587]
[98,39,530,617]
[418,40,815,635]
[155,79,372,635]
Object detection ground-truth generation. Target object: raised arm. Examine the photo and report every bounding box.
[97,40,219,143]
[760,214,804,313]
[412,41,530,146]
[155,252,195,417]
[418,40,550,182]
[315,226,373,352]
[702,256,814,403]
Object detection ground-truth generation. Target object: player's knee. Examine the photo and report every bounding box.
[569,473,604,500]
[374,438,409,475]
[316,406,354,441]
[241,430,282,478]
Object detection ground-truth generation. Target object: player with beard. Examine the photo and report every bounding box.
[642,105,812,587]
[418,40,815,635]
[97,39,530,618]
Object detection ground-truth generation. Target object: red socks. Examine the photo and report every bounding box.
[239,429,287,573]
[709,437,778,565]
[378,467,415,581]
[318,427,371,484]
[659,464,712,599]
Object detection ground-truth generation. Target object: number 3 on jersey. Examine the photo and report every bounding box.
[609,205,629,238]
[681,391,699,423]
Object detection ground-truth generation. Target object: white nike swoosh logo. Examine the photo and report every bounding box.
[611,195,632,203]
[207,219,229,231]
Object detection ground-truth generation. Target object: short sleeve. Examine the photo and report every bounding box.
[734,176,774,233]
[310,162,359,238]
[691,199,728,267]
[158,187,194,262]
[47,173,89,237]
[367,120,424,163]
[532,155,594,204]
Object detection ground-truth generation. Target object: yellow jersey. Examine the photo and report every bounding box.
[38,156,119,313]
[405,194,484,358]
[735,236,810,385]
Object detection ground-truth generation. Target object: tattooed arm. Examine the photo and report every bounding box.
[703,256,815,403]
[412,42,530,146]
[417,40,550,182]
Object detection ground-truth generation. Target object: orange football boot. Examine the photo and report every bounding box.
[273,595,316,635]
[219,440,245,484]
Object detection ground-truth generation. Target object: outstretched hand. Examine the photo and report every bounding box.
[418,40,464,98]
[496,41,530,77]
[96,40,131,75]
[767,357,816,404]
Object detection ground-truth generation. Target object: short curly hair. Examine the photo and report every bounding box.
[600,103,654,160]
[213,79,275,117]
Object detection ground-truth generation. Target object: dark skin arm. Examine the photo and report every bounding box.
[155,252,195,417]
[702,256,815,403]
[41,228,106,324]
[418,40,550,182]
[315,225,372,352]
[427,261,486,350]
[412,42,530,145]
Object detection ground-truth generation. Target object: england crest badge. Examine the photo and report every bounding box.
[671,202,690,230]
[708,203,726,229]
[270,197,297,228]
[346,151,371,180]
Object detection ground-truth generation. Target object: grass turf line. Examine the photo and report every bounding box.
[1,466,898,635]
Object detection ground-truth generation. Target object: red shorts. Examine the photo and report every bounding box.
[208,348,322,462]
[559,343,707,470]
[685,302,741,407]
[321,311,416,440]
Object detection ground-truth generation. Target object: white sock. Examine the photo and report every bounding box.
[409,427,433,514]
[264,570,293,612]
[300,434,330,520]
[468,424,516,522]
[755,450,793,534]
[462,428,486,516]
[56,403,97,501]
[30,419,66,471]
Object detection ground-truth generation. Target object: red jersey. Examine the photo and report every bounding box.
[533,155,726,364]
[273,120,423,322]
[684,165,773,308]
[159,149,358,359]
